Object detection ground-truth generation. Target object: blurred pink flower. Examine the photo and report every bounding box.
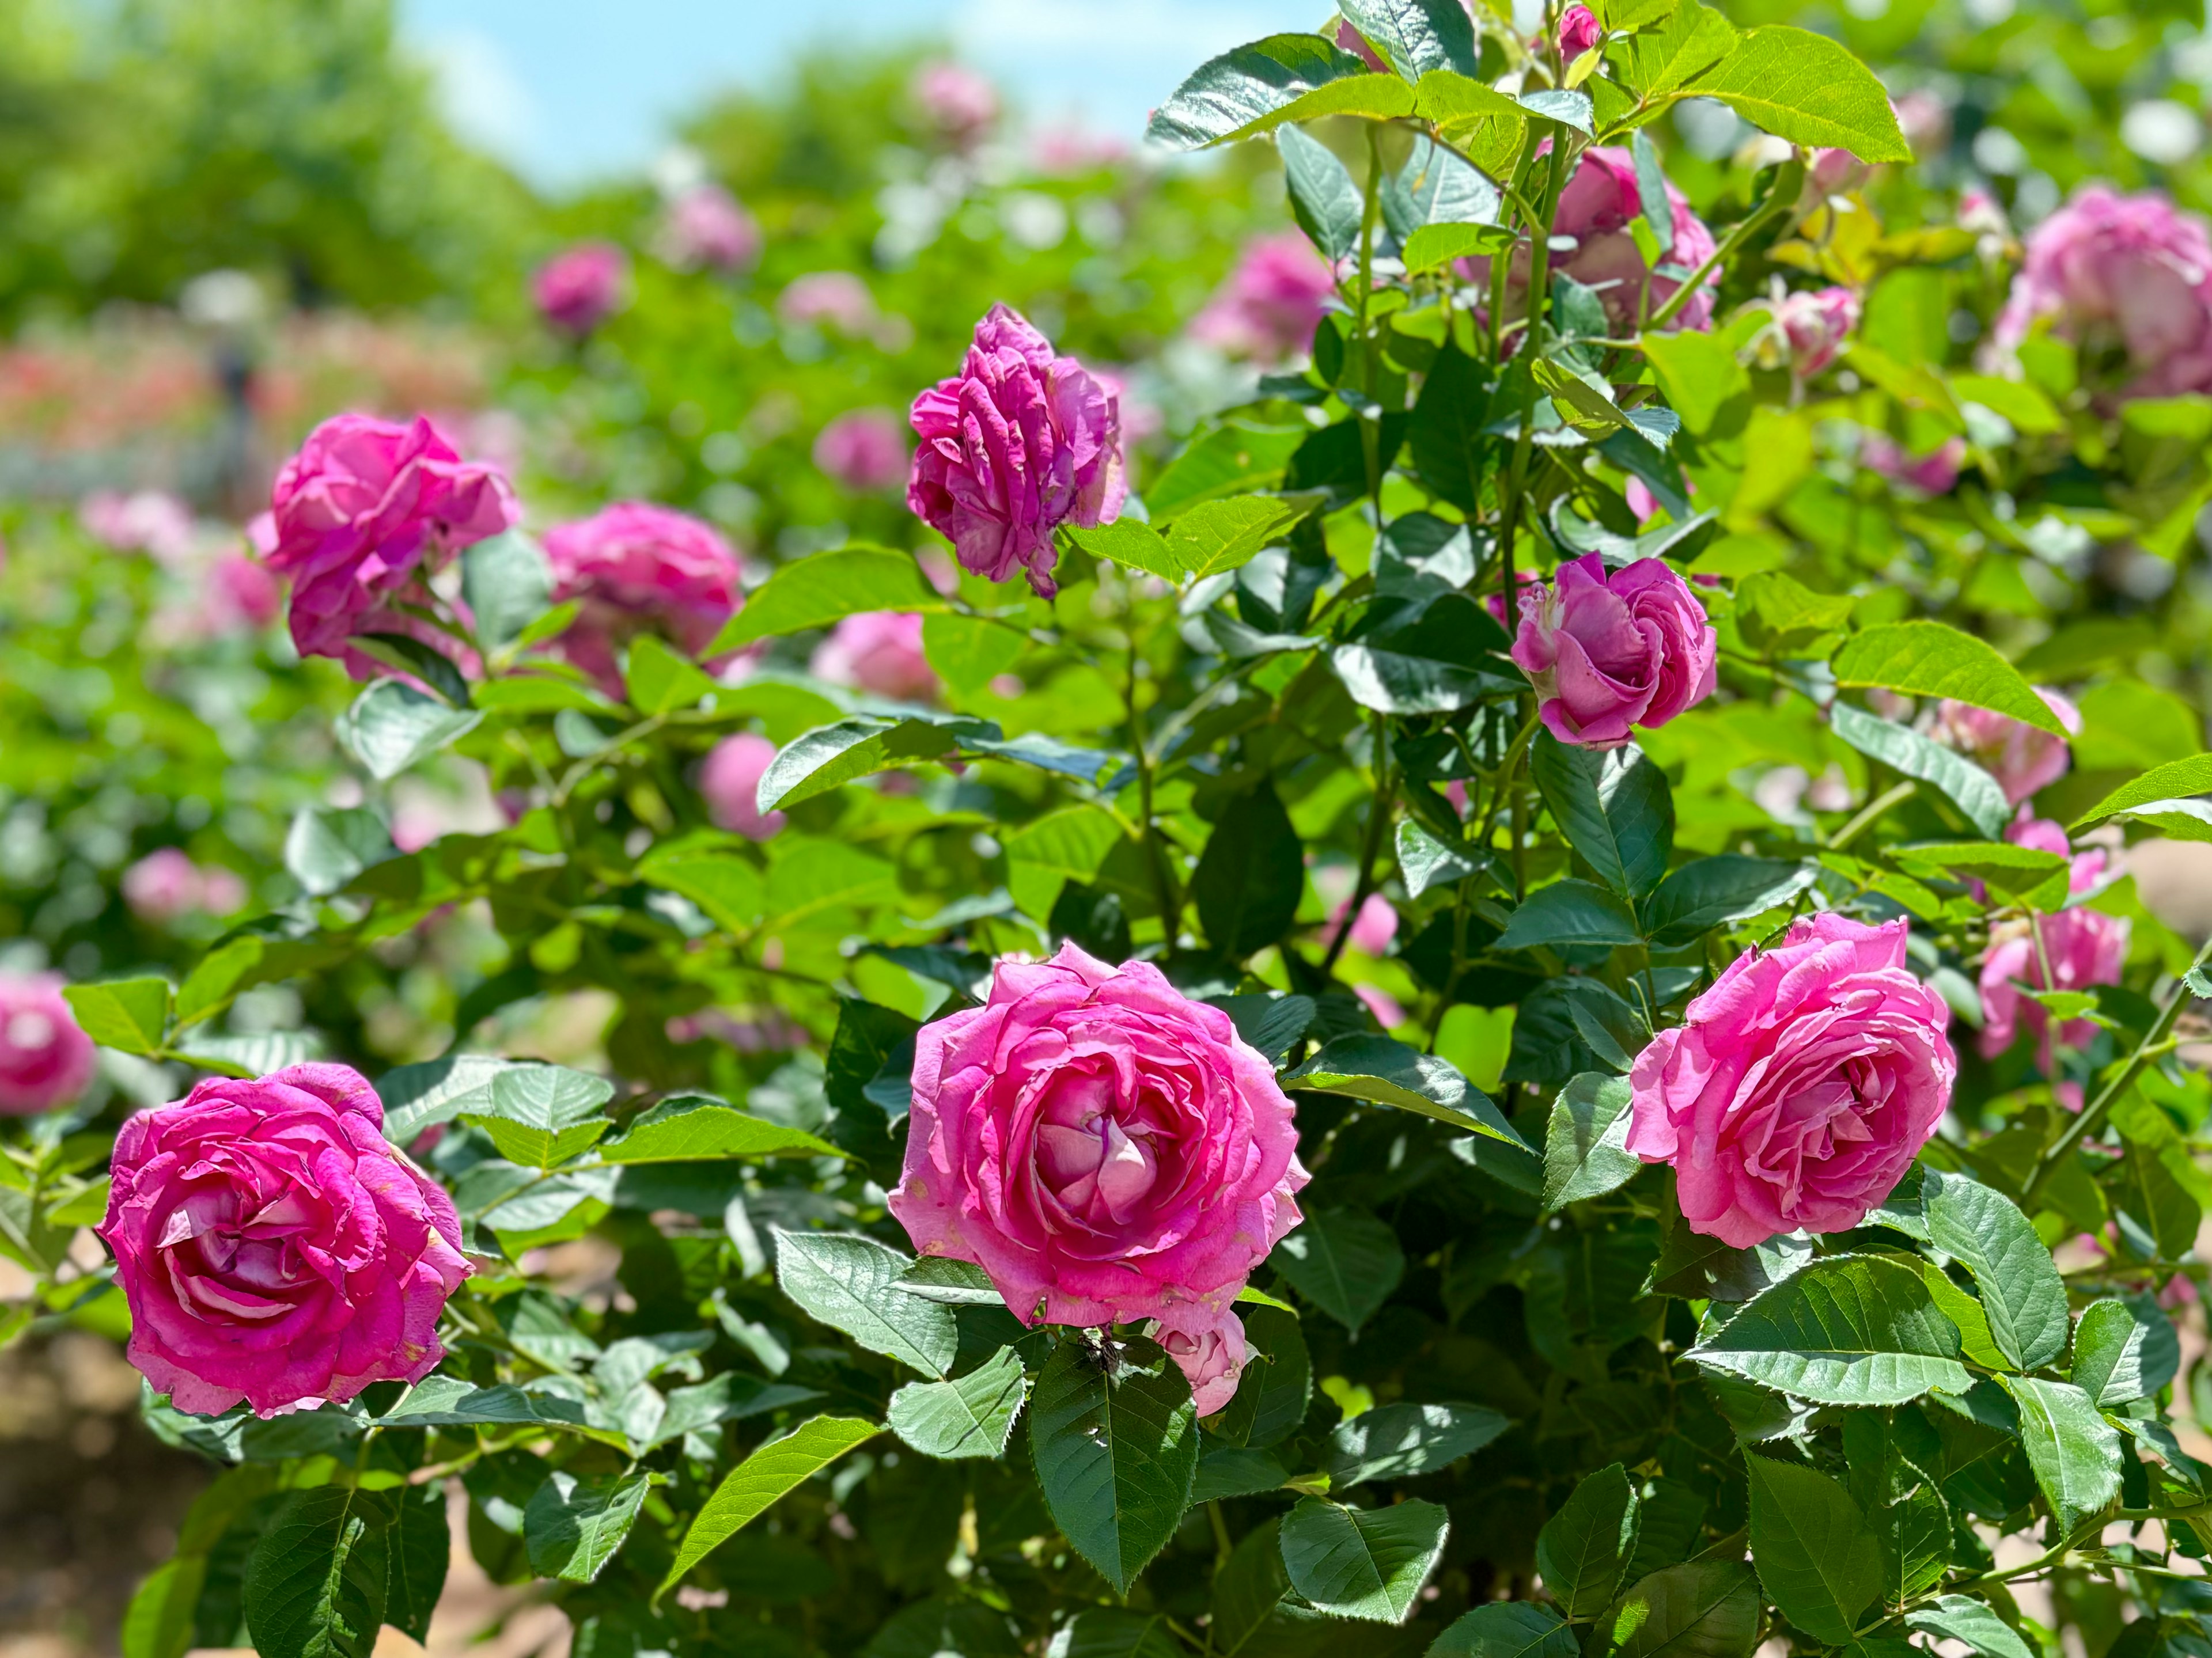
[1355,984,1410,1030]
[813,409,909,492]
[1332,20,1391,71]
[810,612,938,703]
[0,974,95,1114]
[533,242,629,336]
[1329,892,1400,957]
[543,503,744,699]
[1892,91,1950,157]
[1766,286,1861,377]
[911,60,999,146]
[1861,432,1965,495]
[1931,689,2080,806]
[124,849,248,922]
[700,733,786,840]
[1980,902,2130,1068]
[211,552,282,629]
[81,490,196,563]
[1190,233,1338,362]
[779,272,877,333]
[1031,127,1129,174]
[660,184,760,273]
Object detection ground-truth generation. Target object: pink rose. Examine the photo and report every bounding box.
[888,943,1308,1409]
[533,242,629,336]
[700,733,786,841]
[1627,915,1957,1248]
[1329,892,1399,957]
[660,184,760,273]
[908,303,1126,598]
[263,413,517,670]
[911,60,998,146]
[1861,432,1965,495]
[1893,91,1950,157]
[0,974,96,1114]
[97,1063,469,1416]
[1767,286,1861,377]
[81,490,196,563]
[779,273,877,334]
[1995,187,2212,399]
[813,409,910,493]
[1979,817,2129,1070]
[810,612,938,703]
[124,849,205,923]
[543,503,744,698]
[211,552,282,629]
[1510,553,1717,748]
[1190,233,1338,363]
[1809,148,1874,198]
[1556,3,1603,59]
[1930,687,2079,806]
[1151,1304,1247,1415]
[1332,20,1391,71]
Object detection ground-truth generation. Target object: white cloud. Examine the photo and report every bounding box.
[415,27,539,165]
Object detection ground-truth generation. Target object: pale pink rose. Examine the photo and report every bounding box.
[1091,367,1165,445]
[1810,148,1874,198]
[1626,915,1956,1248]
[198,868,248,916]
[810,612,938,703]
[263,414,516,674]
[1556,3,1603,58]
[1979,908,2130,1068]
[1355,984,1410,1029]
[908,303,1126,598]
[1893,91,1950,157]
[543,503,743,698]
[1930,687,2080,806]
[0,974,96,1115]
[1862,432,1965,495]
[81,490,196,563]
[1330,893,1400,957]
[1031,127,1130,175]
[2005,810,2108,896]
[911,60,998,146]
[533,242,629,336]
[888,943,1308,1409]
[700,733,786,841]
[1190,233,1338,363]
[123,849,204,923]
[98,1064,468,1417]
[660,184,760,273]
[1150,1304,1247,1415]
[1995,187,2212,399]
[1511,553,1717,748]
[813,409,909,492]
[779,272,877,334]
[1768,286,1861,377]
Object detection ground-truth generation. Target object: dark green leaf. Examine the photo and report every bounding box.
[2002,1376,2121,1533]
[1324,1402,1509,1487]
[1531,734,1674,900]
[1495,880,1642,950]
[1278,1496,1449,1622]
[1688,1253,1971,1405]
[524,1470,654,1584]
[461,529,553,652]
[1211,1306,1311,1450]
[1193,780,1304,957]
[1594,1561,1762,1658]
[336,680,480,780]
[1339,0,1481,78]
[1922,1169,2068,1372]
[1146,34,1377,150]
[285,807,398,898]
[1047,1608,1184,1658]
[1029,1334,1199,1595]
[1279,124,1365,265]
[1744,1455,1881,1645]
[1538,1464,1640,1621]
[774,1228,957,1376]
[1282,1033,1527,1144]
[1433,1602,1581,1658]
[242,1487,392,1658]
[1905,1598,2037,1658]
[1544,1072,1641,1212]
[1641,858,1815,946]
[1828,703,2010,838]
[1396,819,1489,899]
[1271,1206,1405,1336]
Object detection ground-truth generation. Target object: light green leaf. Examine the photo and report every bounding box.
[1271,1206,1405,1337]
[1743,1455,1881,1646]
[1339,0,1481,78]
[625,635,721,714]
[285,806,398,897]
[2003,1376,2122,1534]
[524,1470,654,1584]
[756,716,972,810]
[1537,1464,1640,1621]
[1906,1598,2037,1658]
[62,978,170,1056]
[1396,819,1490,899]
[1165,496,1306,579]
[1323,1401,1509,1488]
[1145,33,1377,149]
[656,1416,878,1597]
[1402,221,1517,272]
[1833,621,2066,734]
[1282,1034,1526,1145]
[461,529,554,652]
[599,1096,841,1162]
[1029,1333,1199,1595]
[1531,733,1674,900]
[711,547,945,653]
[1922,1169,2069,1372]
[336,680,481,781]
[1278,1496,1449,1623]
[774,1228,957,1376]
[1280,124,1365,265]
[887,1346,1030,1459]
[1687,1253,1971,1405]
[1698,26,1911,160]
[1596,1561,1761,1658]
[921,612,1027,700]
[379,1054,529,1143]
[1065,519,1181,581]
[1828,703,2010,838]
[458,1063,616,1170]
[2070,753,2212,830]
[764,838,900,928]
[1544,1073,1641,1212]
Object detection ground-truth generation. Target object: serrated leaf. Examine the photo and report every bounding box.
[462,529,554,652]
[1544,1072,1640,1212]
[2070,753,2212,830]
[657,1416,878,1598]
[887,1346,1029,1459]
[1906,1598,2037,1658]
[1538,1464,1640,1621]
[2072,1296,2179,1407]
[241,1486,392,1658]
[1279,1496,1449,1622]
[1495,879,1643,950]
[1596,1560,1761,1658]
[1531,733,1674,900]
[1922,1169,2068,1372]
[1279,124,1365,265]
[1324,1401,1509,1488]
[337,680,481,780]
[1066,519,1181,581]
[774,1228,957,1376]
[1146,33,1378,149]
[1282,1034,1526,1144]
[1834,622,2066,734]
[1339,0,1481,78]
[1744,1455,1881,1645]
[599,1096,841,1162]
[1433,1602,1581,1658]
[457,1063,615,1170]
[711,546,944,653]
[2003,1376,2121,1534]
[1828,703,2010,838]
[1698,26,1911,161]
[1166,496,1306,579]
[525,1470,654,1584]
[1687,1253,1971,1405]
[1641,857,1815,946]
[1030,1334,1198,1595]
[1211,1306,1310,1450]
[62,978,169,1056]
[378,1054,524,1143]
[1396,819,1489,898]
[1270,1206,1405,1336]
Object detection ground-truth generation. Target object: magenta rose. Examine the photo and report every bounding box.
[263,413,517,670]
[1930,687,2079,806]
[700,733,786,841]
[544,502,744,698]
[0,973,96,1115]
[660,184,760,274]
[810,612,939,703]
[1189,233,1338,363]
[533,242,629,336]
[908,303,1126,598]
[1995,187,2212,399]
[98,1063,469,1416]
[1627,915,1956,1248]
[814,409,910,493]
[888,943,1308,1410]
[1510,553,1717,748]
[1556,3,1603,58]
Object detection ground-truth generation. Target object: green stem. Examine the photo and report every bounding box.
[1125,630,1181,956]
[1825,779,1918,852]
[1357,124,1384,518]
[1647,171,1796,330]
[1321,711,1399,976]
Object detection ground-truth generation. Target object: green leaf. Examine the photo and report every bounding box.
[921,612,1027,700]
[1828,703,2010,838]
[895,1256,1005,1307]
[657,1416,878,1598]
[1406,341,1497,515]
[1596,1561,1760,1658]
[1279,124,1365,265]
[1531,733,1674,900]
[713,547,945,653]
[1323,1401,1509,1488]
[1282,1034,1527,1145]
[1906,1598,2037,1658]
[242,1487,393,1658]
[756,716,970,810]
[369,1376,590,1432]
[2070,753,2212,830]
[1833,622,2065,734]
[625,635,721,714]
[461,529,554,652]
[887,1346,1030,1459]
[1743,1455,1881,1645]
[1698,26,1911,160]
[1046,1610,1185,1658]
[1166,496,1306,579]
[765,838,901,927]
[1385,135,1505,242]
[1330,593,1516,712]
[599,1096,841,1162]
[458,1063,616,1170]
[1396,819,1490,899]
[1922,1169,2069,1372]
[1065,519,1181,581]
[1145,33,1376,149]
[1339,0,1481,78]
[1687,1253,1972,1405]
[1146,424,1306,517]
[2072,1296,2179,1407]
[1874,1478,1950,1603]
[524,1470,654,1584]
[1433,1602,1581,1658]
[1029,1333,1199,1595]
[1537,1464,1640,1621]
[1893,841,2070,911]
[62,977,169,1055]
[378,1054,524,1143]
[1271,1206,1405,1336]
[336,680,482,780]
[1544,1072,1641,1212]
[1211,1306,1311,1449]
[2098,798,2212,843]
[1278,1496,1449,1623]
[1495,880,1643,950]
[1402,221,1516,272]
[2002,1376,2122,1534]
[1192,780,1304,957]
[122,1557,207,1658]
[1641,330,1750,438]
[285,807,398,898]
[1641,857,1815,946]
[774,1228,957,1376]
[349,632,471,709]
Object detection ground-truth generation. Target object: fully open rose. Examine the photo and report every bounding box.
[1626,914,1956,1247]
[1511,552,1718,748]
[98,1063,469,1417]
[888,943,1306,1410]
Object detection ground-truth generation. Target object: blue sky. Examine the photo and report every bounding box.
[397,0,1308,189]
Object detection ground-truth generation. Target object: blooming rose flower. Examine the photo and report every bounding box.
[123,848,247,923]
[1994,187,2212,399]
[700,733,786,841]
[1760,286,1861,378]
[533,242,629,336]
[813,409,909,492]
[1930,687,2080,806]
[0,974,96,1115]
[1979,814,2129,1071]
[99,1064,469,1417]
[1510,553,1717,748]
[911,60,998,146]
[660,184,760,273]
[1626,915,1956,1247]
[263,413,517,670]
[543,503,743,698]
[888,943,1308,1410]
[1557,3,1603,58]
[779,272,877,334]
[1861,432,1965,496]
[810,612,938,703]
[908,303,1126,598]
[81,490,197,564]
[1190,233,1338,363]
